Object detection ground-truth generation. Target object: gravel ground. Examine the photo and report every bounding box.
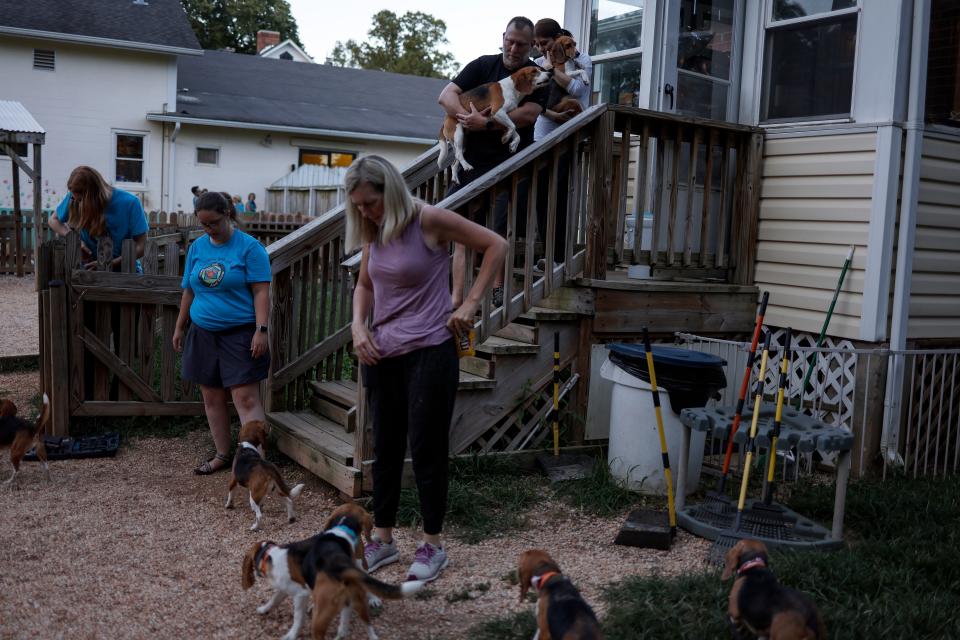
[0,275,39,357]
[1,370,713,639]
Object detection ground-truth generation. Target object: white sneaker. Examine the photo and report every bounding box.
[364,536,400,573]
[405,542,449,582]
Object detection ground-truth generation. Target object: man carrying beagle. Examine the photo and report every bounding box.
[438,16,549,309]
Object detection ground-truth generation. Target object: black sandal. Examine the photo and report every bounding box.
[194,452,230,475]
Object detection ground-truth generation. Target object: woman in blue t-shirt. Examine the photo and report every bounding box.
[173,191,272,475]
[47,165,149,269]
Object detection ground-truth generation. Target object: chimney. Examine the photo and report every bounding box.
[256,30,281,54]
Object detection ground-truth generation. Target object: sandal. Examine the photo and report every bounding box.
[194,452,230,475]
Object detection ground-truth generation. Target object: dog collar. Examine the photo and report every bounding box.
[325,524,359,550]
[258,542,276,577]
[531,571,561,591]
[736,556,767,576]
[240,441,259,453]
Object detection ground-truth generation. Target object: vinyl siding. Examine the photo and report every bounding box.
[753,132,876,339]
[909,134,960,339]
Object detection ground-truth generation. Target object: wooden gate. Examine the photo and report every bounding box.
[37,233,202,435]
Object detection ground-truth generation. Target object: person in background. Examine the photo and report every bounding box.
[246,192,257,213]
[532,19,592,275]
[348,155,506,583]
[173,191,271,475]
[48,165,148,270]
[191,185,202,210]
[232,194,245,214]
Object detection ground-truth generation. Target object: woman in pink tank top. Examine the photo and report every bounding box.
[346,156,506,583]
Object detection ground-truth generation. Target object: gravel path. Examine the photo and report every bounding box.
[0,275,39,357]
[1,370,713,639]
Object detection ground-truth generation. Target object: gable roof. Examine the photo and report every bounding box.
[0,0,201,55]
[259,39,313,63]
[149,50,447,143]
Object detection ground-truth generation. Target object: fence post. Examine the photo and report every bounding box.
[730,131,763,285]
[851,352,888,478]
[48,280,70,437]
[585,110,614,280]
[267,265,291,412]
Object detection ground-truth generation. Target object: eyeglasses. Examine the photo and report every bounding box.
[198,216,226,230]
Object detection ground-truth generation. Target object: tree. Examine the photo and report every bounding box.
[180,0,304,55]
[328,10,459,79]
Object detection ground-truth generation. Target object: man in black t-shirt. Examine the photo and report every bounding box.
[438,16,548,306]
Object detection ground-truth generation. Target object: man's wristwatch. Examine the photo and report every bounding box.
[484,117,494,130]
[257,325,268,333]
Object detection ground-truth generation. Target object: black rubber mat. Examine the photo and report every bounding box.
[24,433,120,461]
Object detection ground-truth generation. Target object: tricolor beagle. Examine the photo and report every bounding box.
[518,549,602,640]
[1,394,50,487]
[226,420,305,531]
[722,539,827,640]
[242,503,423,640]
[439,65,551,183]
[542,36,590,87]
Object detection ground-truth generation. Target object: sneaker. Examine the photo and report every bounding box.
[364,536,400,573]
[491,286,504,307]
[406,541,449,582]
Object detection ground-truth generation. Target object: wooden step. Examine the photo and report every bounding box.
[460,355,495,379]
[519,306,583,322]
[494,321,538,345]
[267,411,361,497]
[459,370,496,390]
[476,335,540,356]
[309,396,358,433]
[309,380,357,407]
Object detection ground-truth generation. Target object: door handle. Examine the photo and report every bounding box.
[664,83,675,109]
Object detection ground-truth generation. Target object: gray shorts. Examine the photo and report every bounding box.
[181,323,269,389]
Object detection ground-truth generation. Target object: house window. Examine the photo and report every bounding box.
[925,0,960,127]
[298,148,356,167]
[33,49,55,70]
[114,132,146,185]
[196,147,220,166]
[676,0,735,120]
[589,0,644,107]
[761,1,859,122]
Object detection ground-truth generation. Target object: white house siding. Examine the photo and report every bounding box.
[909,133,960,339]
[753,132,877,339]
[168,125,431,213]
[0,37,174,210]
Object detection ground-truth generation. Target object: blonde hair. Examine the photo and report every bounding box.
[344,155,420,252]
[66,166,113,237]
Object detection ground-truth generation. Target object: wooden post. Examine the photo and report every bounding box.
[584,111,614,280]
[160,240,180,401]
[48,281,70,437]
[65,233,84,408]
[36,242,51,408]
[31,143,42,279]
[851,350,888,478]
[11,162,22,277]
[730,132,763,285]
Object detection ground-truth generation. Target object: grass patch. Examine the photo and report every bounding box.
[396,454,544,544]
[444,581,490,603]
[69,414,208,440]
[550,456,646,517]
[465,611,537,640]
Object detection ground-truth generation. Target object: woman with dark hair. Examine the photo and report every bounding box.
[173,191,271,475]
[48,165,149,270]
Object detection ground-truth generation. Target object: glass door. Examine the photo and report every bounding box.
[660,0,741,120]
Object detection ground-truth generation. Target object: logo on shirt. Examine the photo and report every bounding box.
[198,262,225,288]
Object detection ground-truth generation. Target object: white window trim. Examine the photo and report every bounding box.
[591,46,644,64]
[195,146,221,167]
[111,129,148,188]
[758,1,862,125]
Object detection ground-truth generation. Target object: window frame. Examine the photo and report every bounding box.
[759,1,862,125]
[111,129,148,188]
[195,146,220,167]
[297,147,357,168]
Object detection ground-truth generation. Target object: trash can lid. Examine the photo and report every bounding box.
[605,343,726,368]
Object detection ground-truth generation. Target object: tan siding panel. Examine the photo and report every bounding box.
[921,136,960,162]
[916,203,960,229]
[909,295,960,317]
[756,242,868,270]
[914,226,960,251]
[918,155,960,185]
[907,317,960,339]
[755,262,865,291]
[917,180,960,207]
[758,220,868,245]
[764,133,876,156]
[909,271,960,295]
[762,152,875,177]
[761,175,873,199]
[753,283,862,317]
[912,249,960,273]
[760,198,871,222]
[763,304,861,338]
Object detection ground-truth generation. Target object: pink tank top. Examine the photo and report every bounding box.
[367,213,453,358]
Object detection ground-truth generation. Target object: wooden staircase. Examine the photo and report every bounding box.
[268,307,582,497]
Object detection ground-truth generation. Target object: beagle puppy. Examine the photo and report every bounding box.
[543,36,590,87]
[242,504,423,640]
[439,65,552,183]
[518,549,602,640]
[722,539,827,640]
[226,420,305,531]
[1,394,50,487]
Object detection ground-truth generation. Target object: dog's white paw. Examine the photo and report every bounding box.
[257,604,271,615]
[508,137,521,153]
[367,593,383,609]
[249,521,261,532]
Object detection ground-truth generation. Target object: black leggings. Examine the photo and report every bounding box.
[363,339,459,535]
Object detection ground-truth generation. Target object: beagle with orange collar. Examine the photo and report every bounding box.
[226,420,305,531]
[242,503,423,640]
[438,65,551,183]
[1,394,50,488]
[518,549,602,640]
[722,539,827,640]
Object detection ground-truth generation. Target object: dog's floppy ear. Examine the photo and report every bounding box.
[721,540,745,581]
[0,399,17,417]
[517,551,537,601]
[563,38,578,58]
[242,541,262,589]
[515,67,535,94]
[550,40,566,64]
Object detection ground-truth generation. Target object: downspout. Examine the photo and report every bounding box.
[880,0,931,466]
[169,120,181,212]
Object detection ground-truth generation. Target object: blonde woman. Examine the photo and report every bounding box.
[347,155,506,583]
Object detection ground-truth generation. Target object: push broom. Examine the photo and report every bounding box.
[762,328,791,505]
[733,331,773,532]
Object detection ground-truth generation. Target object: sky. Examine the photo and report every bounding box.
[286,0,566,72]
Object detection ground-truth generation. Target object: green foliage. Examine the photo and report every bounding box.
[551,455,646,516]
[180,0,303,55]
[466,611,538,640]
[327,10,459,79]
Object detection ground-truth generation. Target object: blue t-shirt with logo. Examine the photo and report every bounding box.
[55,188,149,258]
[181,230,271,331]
